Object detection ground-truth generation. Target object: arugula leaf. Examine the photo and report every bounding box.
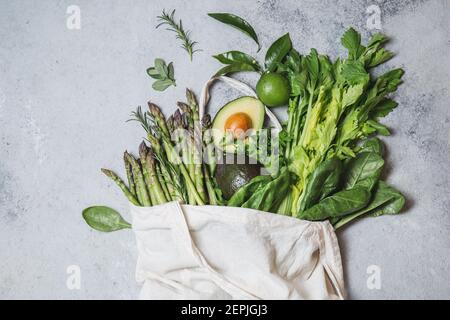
[208,13,261,51]
[147,58,176,91]
[265,33,292,72]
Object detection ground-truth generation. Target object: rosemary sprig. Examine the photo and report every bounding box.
[156,9,200,61]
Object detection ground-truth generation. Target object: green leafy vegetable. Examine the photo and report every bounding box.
[147,58,176,91]
[208,13,260,51]
[265,33,292,72]
[157,9,200,61]
[82,206,131,232]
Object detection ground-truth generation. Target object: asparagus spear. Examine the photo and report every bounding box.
[148,102,205,205]
[147,133,183,202]
[186,89,207,203]
[202,114,217,176]
[125,151,151,206]
[123,152,137,198]
[203,165,218,205]
[101,168,140,206]
[174,109,196,204]
[156,162,171,201]
[139,142,167,205]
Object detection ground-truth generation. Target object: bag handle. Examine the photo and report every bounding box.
[199,76,283,132]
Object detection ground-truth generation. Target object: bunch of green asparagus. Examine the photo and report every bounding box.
[102,89,224,207]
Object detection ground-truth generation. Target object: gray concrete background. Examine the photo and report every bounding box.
[0,0,449,299]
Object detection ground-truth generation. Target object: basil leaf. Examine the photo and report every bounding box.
[214,62,258,76]
[265,33,292,72]
[208,13,260,51]
[213,51,261,71]
[82,206,131,232]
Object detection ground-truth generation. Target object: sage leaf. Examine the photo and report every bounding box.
[208,13,260,51]
[152,79,175,91]
[147,58,176,91]
[82,206,131,232]
[265,33,292,72]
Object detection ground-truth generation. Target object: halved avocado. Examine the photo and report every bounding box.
[212,96,265,151]
[215,154,262,200]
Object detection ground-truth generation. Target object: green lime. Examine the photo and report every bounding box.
[256,72,290,107]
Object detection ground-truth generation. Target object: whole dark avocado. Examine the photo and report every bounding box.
[214,154,262,199]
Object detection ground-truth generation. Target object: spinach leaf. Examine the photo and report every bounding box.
[227,175,273,207]
[265,33,292,72]
[342,151,384,190]
[298,186,371,221]
[208,13,260,51]
[242,169,292,212]
[82,206,131,232]
[359,138,384,155]
[299,156,343,211]
[333,181,405,229]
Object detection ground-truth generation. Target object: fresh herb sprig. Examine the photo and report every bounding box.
[156,9,200,61]
[147,58,176,91]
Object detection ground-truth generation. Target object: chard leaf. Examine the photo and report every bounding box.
[208,13,261,51]
[265,33,292,72]
[82,206,131,232]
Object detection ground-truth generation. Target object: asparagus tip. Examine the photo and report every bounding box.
[139,141,148,158]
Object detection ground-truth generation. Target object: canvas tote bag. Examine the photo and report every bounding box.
[131,76,345,300]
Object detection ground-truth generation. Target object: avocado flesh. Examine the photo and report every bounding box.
[215,154,262,200]
[211,96,265,151]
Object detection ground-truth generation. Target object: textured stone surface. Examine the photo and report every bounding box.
[0,0,449,299]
